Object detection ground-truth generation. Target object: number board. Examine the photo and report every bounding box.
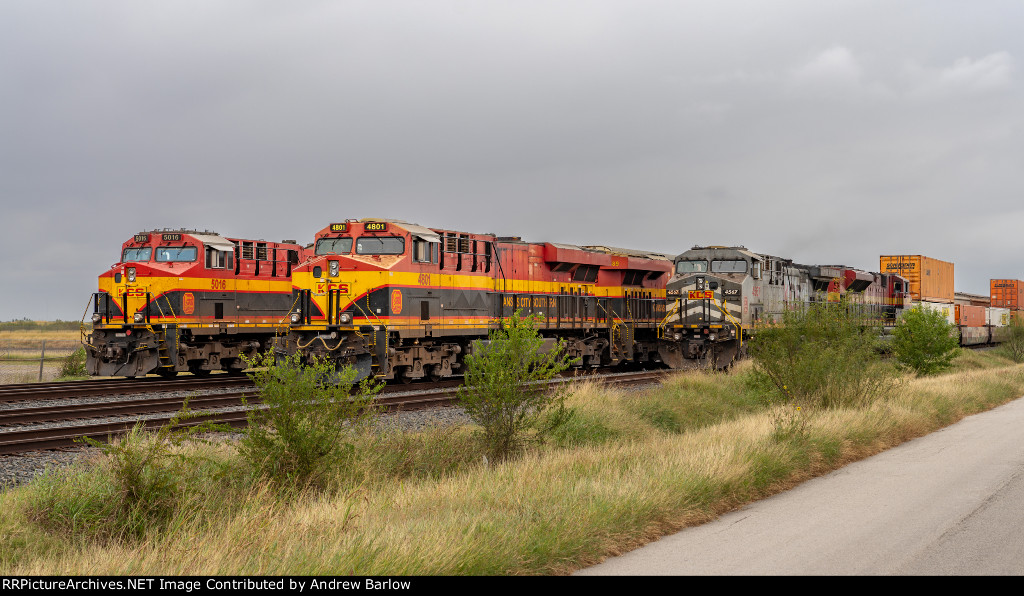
[687,290,714,300]
[133,234,149,243]
[364,222,388,232]
[162,233,182,242]
[330,223,348,232]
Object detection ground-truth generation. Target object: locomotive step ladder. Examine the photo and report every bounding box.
[155,328,175,372]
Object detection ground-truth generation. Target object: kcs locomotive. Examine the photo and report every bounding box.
[275,219,673,381]
[85,229,308,377]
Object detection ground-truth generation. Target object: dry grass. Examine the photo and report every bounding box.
[3,352,1024,575]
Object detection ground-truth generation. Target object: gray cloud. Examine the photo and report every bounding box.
[2,0,1023,318]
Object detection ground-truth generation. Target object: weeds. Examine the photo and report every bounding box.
[57,347,88,378]
[27,402,226,541]
[999,317,1024,363]
[457,311,575,463]
[238,351,382,488]
[748,300,896,409]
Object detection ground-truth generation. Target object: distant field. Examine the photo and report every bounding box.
[0,323,87,383]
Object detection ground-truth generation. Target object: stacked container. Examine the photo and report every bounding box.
[911,300,956,326]
[990,279,1024,309]
[880,255,954,303]
[956,304,988,345]
[989,306,1011,343]
[990,280,1024,331]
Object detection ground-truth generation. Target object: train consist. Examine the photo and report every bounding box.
[658,246,914,368]
[85,229,308,377]
[661,248,1017,368]
[83,220,1022,378]
[274,219,672,381]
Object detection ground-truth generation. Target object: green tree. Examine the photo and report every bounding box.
[458,311,575,462]
[890,306,960,376]
[748,299,894,409]
[239,351,382,487]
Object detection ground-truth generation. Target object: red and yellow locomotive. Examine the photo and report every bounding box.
[86,229,308,377]
[276,219,673,381]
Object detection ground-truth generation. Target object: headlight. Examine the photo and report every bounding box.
[127,267,136,282]
[290,312,301,324]
[92,313,102,324]
[329,260,339,277]
[709,334,716,341]
[339,313,352,324]
[673,333,682,341]
[133,312,145,323]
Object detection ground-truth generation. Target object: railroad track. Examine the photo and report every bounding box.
[0,374,253,404]
[0,370,669,455]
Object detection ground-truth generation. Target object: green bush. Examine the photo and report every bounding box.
[29,406,221,541]
[238,351,382,487]
[457,311,575,463]
[748,300,895,409]
[58,347,88,378]
[891,306,960,376]
[999,317,1024,363]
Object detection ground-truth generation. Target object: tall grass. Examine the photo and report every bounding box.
[3,351,1024,575]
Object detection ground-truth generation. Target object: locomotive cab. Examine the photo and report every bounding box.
[284,219,445,380]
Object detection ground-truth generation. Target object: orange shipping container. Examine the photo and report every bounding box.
[955,304,986,327]
[879,255,954,304]
[990,279,1024,309]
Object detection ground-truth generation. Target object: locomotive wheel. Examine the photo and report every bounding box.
[156,368,178,378]
[189,366,211,377]
[227,368,246,377]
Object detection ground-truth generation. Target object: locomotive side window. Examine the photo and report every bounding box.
[676,260,708,274]
[122,247,152,263]
[711,260,748,273]
[315,238,353,255]
[155,246,198,262]
[205,246,229,269]
[356,236,405,255]
[413,239,431,263]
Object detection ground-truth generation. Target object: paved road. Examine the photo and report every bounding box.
[577,397,1024,575]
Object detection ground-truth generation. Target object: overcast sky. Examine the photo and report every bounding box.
[2,1,1022,320]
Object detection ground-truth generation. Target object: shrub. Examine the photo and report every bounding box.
[457,311,575,462]
[891,306,960,376]
[58,347,88,378]
[748,299,895,409]
[238,351,381,487]
[29,405,220,541]
[1000,317,1024,363]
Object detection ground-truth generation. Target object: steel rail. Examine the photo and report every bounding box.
[0,375,253,403]
[0,370,670,455]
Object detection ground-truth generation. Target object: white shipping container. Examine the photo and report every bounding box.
[987,307,1010,327]
[909,301,956,325]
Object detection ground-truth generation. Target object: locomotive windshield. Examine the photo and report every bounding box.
[356,236,405,255]
[675,260,708,274]
[122,247,152,263]
[711,260,748,273]
[155,246,198,262]
[315,237,353,255]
